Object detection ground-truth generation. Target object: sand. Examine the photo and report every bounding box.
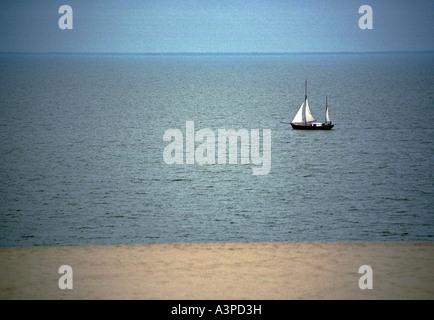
[0,242,433,300]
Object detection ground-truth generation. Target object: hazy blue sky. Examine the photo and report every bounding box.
[0,0,433,53]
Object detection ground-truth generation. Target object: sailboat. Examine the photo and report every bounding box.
[290,81,334,130]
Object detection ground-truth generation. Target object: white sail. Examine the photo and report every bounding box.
[292,102,304,123]
[326,106,331,123]
[305,99,315,122]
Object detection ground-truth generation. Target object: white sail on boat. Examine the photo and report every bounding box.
[290,81,334,130]
[292,99,316,123]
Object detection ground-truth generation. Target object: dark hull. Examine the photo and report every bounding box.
[290,123,334,130]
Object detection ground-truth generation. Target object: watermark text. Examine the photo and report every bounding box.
[163,121,271,175]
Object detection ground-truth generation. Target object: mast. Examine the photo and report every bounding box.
[325,95,328,123]
[304,80,307,124]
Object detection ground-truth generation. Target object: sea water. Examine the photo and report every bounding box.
[0,53,433,246]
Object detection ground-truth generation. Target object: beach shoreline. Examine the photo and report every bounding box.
[0,241,433,300]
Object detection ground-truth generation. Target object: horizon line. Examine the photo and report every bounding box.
[0,50,433,56]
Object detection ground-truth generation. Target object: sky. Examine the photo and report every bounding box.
[0,0,433,53]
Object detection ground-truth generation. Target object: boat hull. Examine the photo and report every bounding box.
[290,123,334,130]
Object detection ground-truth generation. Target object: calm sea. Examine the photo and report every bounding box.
[0,53,433,246]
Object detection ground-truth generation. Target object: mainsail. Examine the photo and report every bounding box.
[325,96,331,123]
[305,99,315,122]
[326,106,331,123]
[292,103,304,123]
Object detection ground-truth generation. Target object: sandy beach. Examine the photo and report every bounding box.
[0,242,433,300]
